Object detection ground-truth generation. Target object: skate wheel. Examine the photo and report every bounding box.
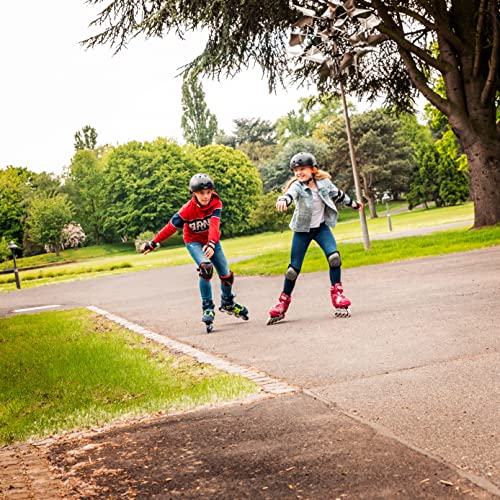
[205,322,213,333]
[334,308,351,318]
[267,316,280,325]
[240,315,249,321]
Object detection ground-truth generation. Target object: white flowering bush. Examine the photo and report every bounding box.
[62,223,86,249]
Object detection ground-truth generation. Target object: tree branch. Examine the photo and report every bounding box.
[397,44,451,116]
[372,0,449,73]
[473,0,488,78]
[481,0,500,105]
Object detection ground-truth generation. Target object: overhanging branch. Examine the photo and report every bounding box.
[473,0,488,78]
[481,0,499,105]
[372,0,449,73]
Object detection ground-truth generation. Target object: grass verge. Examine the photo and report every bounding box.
[0,309,259,445]
[0,202,480,292]
[231,225,500,275]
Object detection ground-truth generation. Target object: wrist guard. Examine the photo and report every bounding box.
[143,240,158,252]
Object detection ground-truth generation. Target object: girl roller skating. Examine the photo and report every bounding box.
[141,173,249,333]
[267,152,364,325]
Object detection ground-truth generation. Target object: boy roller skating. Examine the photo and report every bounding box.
[141,173,249,333]
[267,152,363,325]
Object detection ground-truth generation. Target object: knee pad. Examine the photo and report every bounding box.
[220,270,234,287]
[285,265,300,281]
[198,261,213,280]
[328,251,341,269]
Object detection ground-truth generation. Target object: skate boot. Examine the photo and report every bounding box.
[267,292,291,325]
[202,300,215,333]
[219,295,249,320]
[330,282,351,318]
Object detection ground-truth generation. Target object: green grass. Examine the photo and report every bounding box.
[0,202,480,292]
[0,309,259,445]
[231,225,500,275]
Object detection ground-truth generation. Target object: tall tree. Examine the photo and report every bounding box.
[64,148,109,244]
[83,1,499,228]
[181,73,218,147]
[316,109,414,217]
[26,194,74,256]
[276,95,344,144]
[0,167,30,244]
[74,125,97,151]
[102,138,200,240]
[259,137,330,192]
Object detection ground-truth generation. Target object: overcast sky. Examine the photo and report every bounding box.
[1,1,315,175]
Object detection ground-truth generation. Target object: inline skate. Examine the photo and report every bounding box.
[219,295,249,320]
[267,292,292,325]
[330,282,351,318]
[202,300,215,333]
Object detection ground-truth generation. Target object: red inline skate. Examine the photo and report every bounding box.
[330,282,351,318]
[267,292,292,325]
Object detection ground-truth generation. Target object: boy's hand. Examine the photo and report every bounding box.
[354,200,364,211]
[203,242,215,258]
[276,199,288,212]
[140,240,158,255]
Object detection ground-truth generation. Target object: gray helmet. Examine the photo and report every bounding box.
[290,152,317,170]
[189,173,215,192]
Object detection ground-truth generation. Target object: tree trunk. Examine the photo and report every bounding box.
[361,173,378,218]
[463,139,500,228]
[368,198,378,218]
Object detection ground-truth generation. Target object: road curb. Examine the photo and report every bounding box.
[87,305,298,397]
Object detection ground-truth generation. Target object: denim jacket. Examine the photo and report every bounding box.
[279,178,353,232]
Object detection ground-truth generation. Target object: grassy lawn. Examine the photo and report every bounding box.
[231,224,500,275]
[0,202,486,292]
[0,309,259,445]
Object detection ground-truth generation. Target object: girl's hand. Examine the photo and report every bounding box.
[203,244,215,259]
[276,199,288,212]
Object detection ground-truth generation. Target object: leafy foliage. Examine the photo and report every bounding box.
[193,145,262,237]
[0,167,30,244]
[64,148,109,244]
[181,73,218,147]
[26,194,74,256]
[315,109,414,215]
[259,137,329,192]
[102,138,200,240]
[74,125,97,151]
[407,142,469,209]
[83,0,500,227]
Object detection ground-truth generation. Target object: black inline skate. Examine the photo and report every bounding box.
[202,300,215,333]
[219,295,249,321]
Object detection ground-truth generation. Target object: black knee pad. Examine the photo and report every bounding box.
[198,261,213,280]
[285,264,300,281]
[220,270,234,287]
[328,251,341,269]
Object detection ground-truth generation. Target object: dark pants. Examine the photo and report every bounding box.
[283,222,340,295]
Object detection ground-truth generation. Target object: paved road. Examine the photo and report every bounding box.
[1,246,499,494]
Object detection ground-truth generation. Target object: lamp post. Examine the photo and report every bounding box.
[8,241,21,289]
[381,193,393,232]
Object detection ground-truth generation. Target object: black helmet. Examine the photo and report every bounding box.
[189,173,215,192]
[290,152,317,170]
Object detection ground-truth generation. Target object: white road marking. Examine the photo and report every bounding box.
[13,305,61,313]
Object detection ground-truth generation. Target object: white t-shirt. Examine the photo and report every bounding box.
[310,188,325,228]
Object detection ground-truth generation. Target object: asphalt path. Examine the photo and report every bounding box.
[1,246,499,494]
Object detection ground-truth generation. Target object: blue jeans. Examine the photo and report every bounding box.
[283,222,340,295]
[186,241,232,305]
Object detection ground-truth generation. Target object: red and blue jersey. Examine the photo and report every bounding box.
[153,192,222,245]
